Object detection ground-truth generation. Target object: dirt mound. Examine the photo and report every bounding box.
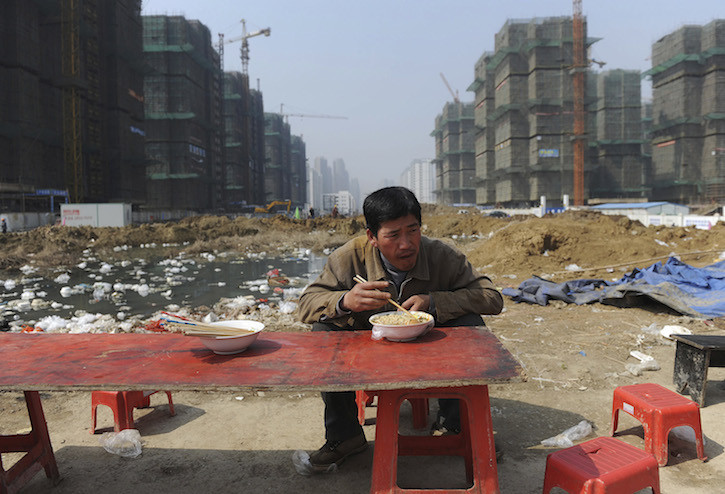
[463,212,724,281]
[0,211,722,281]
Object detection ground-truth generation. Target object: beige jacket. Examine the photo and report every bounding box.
[298,235,503,329]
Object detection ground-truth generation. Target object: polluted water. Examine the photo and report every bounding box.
[0,244,327,333]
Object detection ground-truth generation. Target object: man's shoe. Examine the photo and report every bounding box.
[430,422,503,461]
[309,433,368,472]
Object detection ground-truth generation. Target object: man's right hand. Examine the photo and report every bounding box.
[341,280,391,312]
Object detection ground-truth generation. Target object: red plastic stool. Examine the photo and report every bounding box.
[542,436,660,494]
[91,390,175,434]
[355,390,429,429]
[611,383,706,466]
[371,386,499,493]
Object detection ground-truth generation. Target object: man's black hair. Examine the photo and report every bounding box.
[363,186,421,236]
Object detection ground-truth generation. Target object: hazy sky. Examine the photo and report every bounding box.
[141,0,724,195]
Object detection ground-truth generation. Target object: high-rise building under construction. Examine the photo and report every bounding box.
[1,0,145,209]
[646,20,725,204]
[222,72,266,208]
[468,17,586,206]
[142,15,223,211]
[431,101,476,205]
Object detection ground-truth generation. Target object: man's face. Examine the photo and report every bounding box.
[367,214,421,272]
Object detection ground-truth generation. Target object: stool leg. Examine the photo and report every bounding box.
[118,394,136,431]
[673,343,709,407]
[409,398,428,430]
[91,403,99,434]
[463,385,499,493]
[165,392,176,416]
[610,406,620,436]
[356,390,368,426]
[371,390,403,493]
[25,392,60,483]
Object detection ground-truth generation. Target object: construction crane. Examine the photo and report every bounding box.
[279,104,347,123]
[223,19,271,76]
[439,72,460,103]
[572,0,586,206]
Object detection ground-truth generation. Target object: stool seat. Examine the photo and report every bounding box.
[611,383,706,466]
[356,390,429,429]
[91,390,175,434]
[543,436,660,494]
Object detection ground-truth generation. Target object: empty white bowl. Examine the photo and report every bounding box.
[369,311,434,342]
[198,320,265,355]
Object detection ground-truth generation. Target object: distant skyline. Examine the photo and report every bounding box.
[143,0,724,195]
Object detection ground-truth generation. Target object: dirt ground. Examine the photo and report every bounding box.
[1,208,724,493]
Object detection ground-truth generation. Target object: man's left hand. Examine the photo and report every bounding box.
[401,294,430,312]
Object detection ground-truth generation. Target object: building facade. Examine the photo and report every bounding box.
[143,15,223,210]
[400,159,436,204]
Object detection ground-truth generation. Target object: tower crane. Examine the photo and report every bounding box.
[279,104,348,123]
[439,72,460,103]
[223,19,271,76]
[572,0,586,206]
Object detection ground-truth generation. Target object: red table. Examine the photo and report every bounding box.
[0,327,524,493]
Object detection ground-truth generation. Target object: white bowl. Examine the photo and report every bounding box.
[198,320,265,355]
[369,311,434,342]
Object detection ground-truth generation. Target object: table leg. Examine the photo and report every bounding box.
[0,391,59,494]
[673,343,710,407]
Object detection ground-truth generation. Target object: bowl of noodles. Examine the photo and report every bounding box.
[369,310,434,342]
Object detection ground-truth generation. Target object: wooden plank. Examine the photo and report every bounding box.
[0,327,524,393]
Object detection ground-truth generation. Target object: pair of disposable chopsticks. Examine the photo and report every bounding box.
[163,319,256,337]
[353,275,419,320]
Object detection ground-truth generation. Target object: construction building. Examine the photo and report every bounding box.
[142,15,223,211]
[263,113,291,204]
[290,135,307,207]
[468,17,590,206]
[587,70,648,201]
[431,101,476,205]
[1,0,145,211]
[645,20,725,204]
[222,71,266,208]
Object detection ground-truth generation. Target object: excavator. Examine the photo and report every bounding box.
[254,200,291,214]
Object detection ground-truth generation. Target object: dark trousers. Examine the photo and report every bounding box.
[313,313,486,442]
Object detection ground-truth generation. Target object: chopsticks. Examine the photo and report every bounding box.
[163,319,257,338]
[353,275,420,320]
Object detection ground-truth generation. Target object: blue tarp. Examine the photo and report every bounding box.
[502,257,725,319]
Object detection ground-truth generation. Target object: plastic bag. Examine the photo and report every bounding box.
[99,429,143,458]
[541,420,593,448]
[625,351,660,376]
[291,449,337,475]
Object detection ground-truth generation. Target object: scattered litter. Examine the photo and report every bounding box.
[654,239,668,247]
[541,420,594,448]
[235,396,244,401]
[578,351,586,357]
[99,429,142,458]
[279,300,297,314]
[533,316,544,322]
[638,323,660,335]
[625,351,660,376]
[660,325,692,339]
[565,264,582,272]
